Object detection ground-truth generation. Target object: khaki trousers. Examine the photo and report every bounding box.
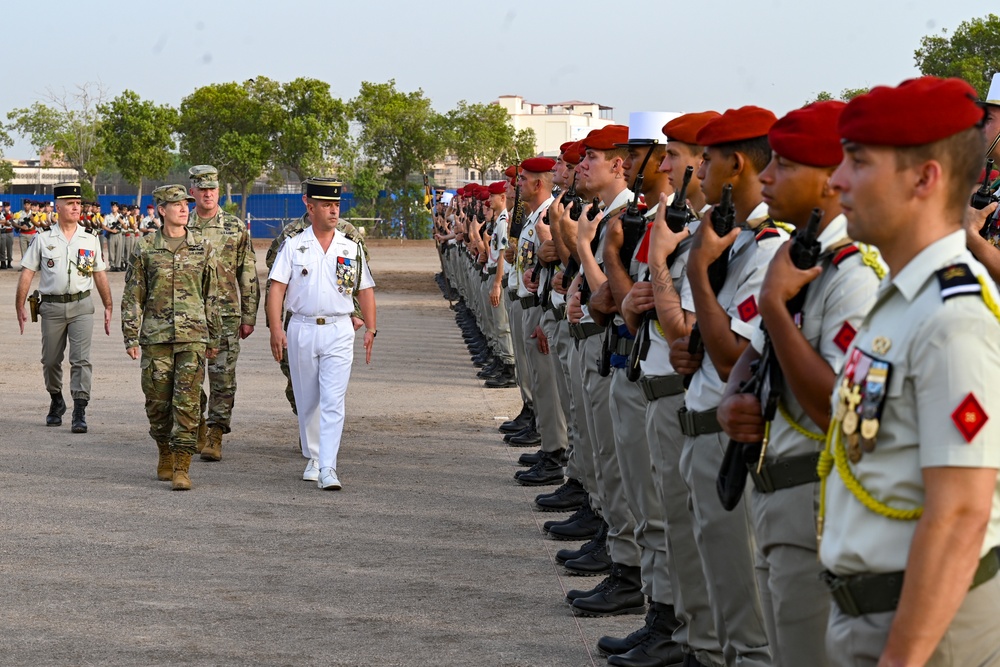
[39,298,95,400]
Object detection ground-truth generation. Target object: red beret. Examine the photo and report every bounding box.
[562,140,585,166]
[504,165,521,178]
[456,186,466,196]
[582,125,630,151]
[696,106,777,146]
[663,111,721,145]
[768,101,846,168]
[520,156,556,173]
[487,180,507,195]
[839,77,984,147]
[559,141,575,153]
[476,189,490,201]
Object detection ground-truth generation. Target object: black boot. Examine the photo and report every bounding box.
[515,450,564,486]
[503,423,533,442]
[566,572,612,604]
[518,449,542,467]
[682,655,708,667]
[46,392,66,426]
[556,522,607,564]
[546,504,602,540]
[571,563,645,617]
[499,404,532,433]
[506,423,542,446]
[484,364,516,389]
[534,477,587,512]
[598,605,655,656]
[477,356,502,378]
[607,602,685,667]
[563,532,612,576]
[71,398,88,433]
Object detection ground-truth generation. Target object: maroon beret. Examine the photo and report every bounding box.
[663,111,721,145]
[582,125,630,151]
[520,156,556,173]
[504,165,521,178]
[487,180,507,195]
[476,189,490,201]
[839,77,984,146]
[696,106,777,146]
[769,101,846,168]
[561,140,585,166]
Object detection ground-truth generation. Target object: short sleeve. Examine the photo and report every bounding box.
[268,240,293,285]
[816,259,880,374]
[21,234,41,271]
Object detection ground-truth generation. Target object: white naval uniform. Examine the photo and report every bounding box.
[269,226,375,471]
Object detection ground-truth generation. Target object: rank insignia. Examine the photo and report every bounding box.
[46,245,55,251]
[952,393,988,443]
[872,336,891,355]
[298,246,308,253]
[737,296,758,322]
[833,322,857,353]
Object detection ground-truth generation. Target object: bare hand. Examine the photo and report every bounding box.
[551,270,567,295]
[622,281,655,321]
[530,325,550,354]
[718,392,766,442]
[688,207,741,272]
[206,348,218,360]
[603,212,624,259]
[351,317,364,331]
[523,266,540,293]
[577,203,601,245]
[758,241,823,314]
[490,282,502,308]
[269,328,287,362]
[104,305,113,336]
[567,291,583,324]
[126,346,140,360]
[17,305,27,334]
[504,245,515,265]
[589,281,617,315]
[669,336,703,376]
[538,239,559,264]
[648,193,690,266]
[965,201,999,237]
[364,329,375,364]
[239,324,255,339]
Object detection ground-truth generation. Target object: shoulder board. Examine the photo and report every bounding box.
[937,263,982,301]
[773,220,796,234]
[755,228,781,242]
[832,245,860,267]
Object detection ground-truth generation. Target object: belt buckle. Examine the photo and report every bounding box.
[316,317,326,325]
[821,571,862,617]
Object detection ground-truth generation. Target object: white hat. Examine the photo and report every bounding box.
[987,73,1000,107]
[618,112,682,145]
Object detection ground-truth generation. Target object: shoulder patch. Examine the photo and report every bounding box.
[755,228,781,242]
[937,263,981,301]
[832,245,860,267]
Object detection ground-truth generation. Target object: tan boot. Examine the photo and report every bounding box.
[172,451,192,491]
[201,426,224,462]
[195,418,207,453]
[156,442,174,481]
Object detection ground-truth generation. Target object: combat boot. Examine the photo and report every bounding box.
[172,451,192,491]
[195,418,207,453]
[71,399,88,433]
[155,442,174,481]
[556,522,607,565]
[499,404,533,433]
[564,527,611,576]
[599,605,655,656]
[515,450,564,486]
[506,425,542,446]
[571,563,645,617]
[535,478,587,512]
[201,425,223,461]
[545,504,603,540]
[46,392,66,426]
[518,449,542,467]
[607,602,685,667]
[566,571,613,604]
[484,364,517,389]
[477,357,501,378]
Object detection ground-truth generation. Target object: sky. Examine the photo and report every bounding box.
[2,0,993,159]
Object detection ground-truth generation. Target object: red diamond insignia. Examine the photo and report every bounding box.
[833,321,857,353]
[737,296,759,322]
[952,393,988,443]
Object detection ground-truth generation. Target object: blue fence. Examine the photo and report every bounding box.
[2,193,358,239]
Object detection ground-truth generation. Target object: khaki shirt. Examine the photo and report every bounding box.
[682,202,788,412]
[820,231,1000,575]
[750,215,883,458]
[21,224,107,296]
[515,196,554,299]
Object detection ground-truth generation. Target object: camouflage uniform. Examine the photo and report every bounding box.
[186,207,260,433]
[264,213,365,413]
[122,227,221,455]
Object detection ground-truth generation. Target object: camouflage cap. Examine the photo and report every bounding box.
[188,164,219,189]
[153,184,196,205]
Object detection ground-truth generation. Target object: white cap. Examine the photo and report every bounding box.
[987,73,1000,106]
[621,111,682,145]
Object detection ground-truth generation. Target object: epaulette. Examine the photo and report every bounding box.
[832,245,860,267]
[937,264,982,301]
[755,228,781,242]
[773,220,796,234]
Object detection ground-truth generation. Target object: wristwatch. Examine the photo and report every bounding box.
[368,329,377,337]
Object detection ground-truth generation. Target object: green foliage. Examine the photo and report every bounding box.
[805,87,871,105]
[5,82,109,191]
[915,13,1000,97]
[98,90,177,204]
[0,127,13,187]
[270,77,351,182]
[446,101,522,182]
[178,80,274,218]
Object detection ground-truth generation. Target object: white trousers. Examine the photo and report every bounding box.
[287,315,355,470]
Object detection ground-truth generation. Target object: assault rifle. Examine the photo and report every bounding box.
[973,159,1000,240]
[683,184,736,388]
[716,207,822,511]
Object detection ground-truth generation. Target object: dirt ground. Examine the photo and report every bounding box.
[0,239,636,666]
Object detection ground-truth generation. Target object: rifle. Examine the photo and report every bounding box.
[626,166,698,382]
[576,198,603,304]
[716,207,823,511]
[560,175,585,289]
[619,145,657,269]
[973,158,1000,240]
[682,184,736,388]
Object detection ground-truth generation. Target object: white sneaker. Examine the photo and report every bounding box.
[302,458,320,481]
[318,467,342,490]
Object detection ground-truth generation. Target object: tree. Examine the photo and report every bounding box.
[270,77,351,182]
[6,82,109,193]
[445,101,537,183]
[98,90,178,205]
[347,79,446,237]
[0,127,13,187]
[915,13,1000,97]
[178,80,274,219]
[805,87,871,105]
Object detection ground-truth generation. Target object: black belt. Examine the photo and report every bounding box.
[519,295,539,309]
[822,547,1000,617]
[40,290,91,304]
[678,407,722,436]
[638,374,685,401]
[615,338,634,356]
[749,452,820,493]
[487,266,497,276]
[550,304,566,320]
[568,322,604,340]
[507,289,519,302]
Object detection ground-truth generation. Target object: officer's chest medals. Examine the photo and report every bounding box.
[836,344,891,463]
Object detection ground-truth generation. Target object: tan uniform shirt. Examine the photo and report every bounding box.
[21,224,107,295]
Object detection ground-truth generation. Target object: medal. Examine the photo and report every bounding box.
[860,418,879,441]
[847,433,863,463]
[301,268,308,276]
[842,411,859,436]
[46,259,54,268]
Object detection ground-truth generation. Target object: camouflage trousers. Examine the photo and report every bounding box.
[141,344,206,455]
[201,318,241,433]
[279,347,297,414]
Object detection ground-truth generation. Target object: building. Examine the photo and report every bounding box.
[3,159,80,195]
